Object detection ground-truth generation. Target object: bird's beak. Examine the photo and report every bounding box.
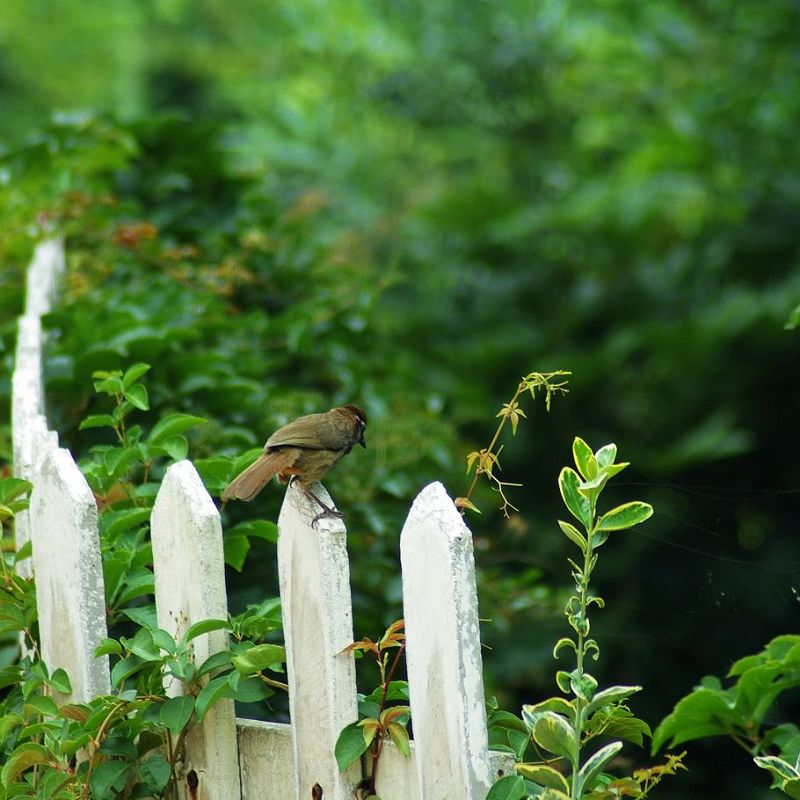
[359,431,367,448]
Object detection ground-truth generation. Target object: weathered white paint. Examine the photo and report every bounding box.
[25,237,64,317]
[277,481,360,800]
[374,740,419,800]
[12,414,55,581]
[400,481,492,800]
[151,460,241,800]
[13,238,65,578]
[375,740,516,800]
[29,447,110,701]
[236,719,294,800]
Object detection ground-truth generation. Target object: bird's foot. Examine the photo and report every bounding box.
[311,505,345,528]
[301,486,345,528]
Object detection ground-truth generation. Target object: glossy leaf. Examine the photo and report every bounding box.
[335,720,369,773]
[486,774,526,800]
[596,501,653,532]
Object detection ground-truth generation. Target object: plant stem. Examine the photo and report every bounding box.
[570,542,594,800]
[368,642,406,795]
[461,380,525,512]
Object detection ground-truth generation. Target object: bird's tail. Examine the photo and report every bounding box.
[222,450,297,502]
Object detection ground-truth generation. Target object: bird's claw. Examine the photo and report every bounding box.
[311,506,345,528]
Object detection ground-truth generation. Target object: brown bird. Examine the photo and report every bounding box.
[222,404,367,523]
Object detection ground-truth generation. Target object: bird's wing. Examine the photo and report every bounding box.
[265,412,344,450]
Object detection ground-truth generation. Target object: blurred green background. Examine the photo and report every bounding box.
[2,1,800,797]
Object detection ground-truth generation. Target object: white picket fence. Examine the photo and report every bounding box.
[11,240,513,800]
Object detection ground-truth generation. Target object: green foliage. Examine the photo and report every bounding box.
[335,620,409,797]
[654,634,800,798]
[487,439,685,800]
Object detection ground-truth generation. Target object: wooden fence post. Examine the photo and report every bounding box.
[400,481,493,800]
[13,238,65,578]
[277,480,360,800]
[151,460,241,800]
[24,237,64,316]
[29,447,111,701]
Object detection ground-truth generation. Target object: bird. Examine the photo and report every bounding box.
[222,404,367,524]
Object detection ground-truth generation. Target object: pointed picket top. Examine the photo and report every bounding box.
[151,459,241,800]
[30,447,110,702]
[277,480,360,800]
[25,237,65,317]
[400,481,492,800]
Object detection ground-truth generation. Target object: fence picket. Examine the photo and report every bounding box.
[400,481,493,800]
[277,480,360,800]
[236,719,294,800]
[29,447,111,701]
[25,237,64,317]
[151,460,241,800]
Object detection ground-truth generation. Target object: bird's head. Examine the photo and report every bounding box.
[341,404,367,448]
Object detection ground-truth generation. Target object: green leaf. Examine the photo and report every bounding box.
[14,539,32,564]
[1,742,51,785]
[558,520,586,553]
[96,632,124,665]
[123,384,149,410]
[523,698,575,725]
[556,671,572,694]
[227,675,273,703]
[754,755,799,780]
[148,414,207,445]
[152,628,177,655]
[110,655,146,688]
[532,712,578,765]
[79,414,117,431]
[755,757,800,799]
[516,763,570,793]
[185,618,231,642]
[586,685,642,716]
[388,722,411,757]
[486,774,526,800]
[102,507,151,538]
[576,741,624,795]
[195,674,233,723]
[159,695,195,737]
[117,570,155,606]
[572,437,597,480]
[90,760,131,798]
[139,754,172,791]
[553,637,577,659]
[48,668,72,695]
[596,501,653,532]
[163,435,188,460]
[335,720,369,773]
[121,605,158,629]
[102,446,139,480]
[122,362,151,389]
[651,686,737,752]
[197,650,232,678]
[224,533,250,571]
[231,644,286,673]
[92,372,124,395]
[594,443,618,468]
[230,519,279,543]
[0,478,32,504]
[570,670,598,702]
[558,467,592,531]
[23,694,59,717]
